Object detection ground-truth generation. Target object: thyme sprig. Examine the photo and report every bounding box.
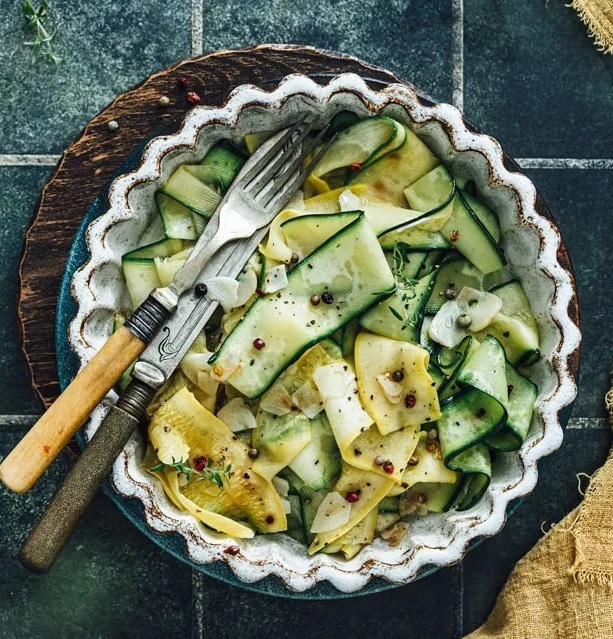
[390,243,418,330]
[151,456,233,489]
[22,1,60,64]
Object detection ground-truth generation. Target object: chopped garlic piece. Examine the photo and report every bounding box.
[310,492,351,533]
[260,383,294,416]
[376,374,403,404]
[217,398,257,433]
[291,380,324,418]
[204,276,239,313]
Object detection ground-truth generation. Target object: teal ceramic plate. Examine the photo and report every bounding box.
[56,74,578,598]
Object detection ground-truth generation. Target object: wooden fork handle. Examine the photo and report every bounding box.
[0,326,146,493]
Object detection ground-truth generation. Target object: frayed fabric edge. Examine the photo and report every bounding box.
[567,0,613,54]
[570,566,613,592]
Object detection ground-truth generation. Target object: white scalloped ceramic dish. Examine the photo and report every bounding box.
[69,73,580,593]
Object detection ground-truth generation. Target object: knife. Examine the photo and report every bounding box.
[0,117,312,494]
[17,220,265,571]
[17,124,335,571]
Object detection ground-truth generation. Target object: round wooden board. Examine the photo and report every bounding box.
[18,44,580,409]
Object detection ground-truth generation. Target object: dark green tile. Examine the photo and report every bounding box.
[462,428,611,634]
[0,167,51,414]
[203,0,454,103]
[0,431,192,639]
[525,169,613,417]
[1,0,190,154]
[196,565,461,639]
[464,0,613,157]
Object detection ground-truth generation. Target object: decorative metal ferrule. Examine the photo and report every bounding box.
[116,379,157,421]
[124,294,172,344]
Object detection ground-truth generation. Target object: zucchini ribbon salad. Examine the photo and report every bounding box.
[119,114,540,558]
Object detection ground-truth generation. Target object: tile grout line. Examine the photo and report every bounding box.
[516,158,613,169]
[0,415,40,427]
[191,570,205,639]
[191,0,204,57]
[451,0,464,113]
[0,154,61,166]
[567,417,609,430]
[2,155,613,169]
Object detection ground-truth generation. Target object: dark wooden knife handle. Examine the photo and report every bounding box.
[18,403,143,573]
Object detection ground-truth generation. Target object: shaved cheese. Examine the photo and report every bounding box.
[429,300,465,348]
[291,380,324,418]
[154,248,193,287]
[259,382,294,416]
[272,476,290,497]
[263,264,288,293]
[456,286,502,331]
[339,188,362,211]
[235,269,257,307]
[376,374,403,404]
[430,287,503,347]
[179,352,211,387]
[204,276,239,313]
[196,370,219,397]
[217,398,257,433]
[312,362,355,400]
[310,492,351,533]
[179,351,220,397]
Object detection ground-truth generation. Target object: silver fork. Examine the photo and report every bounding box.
[153,116,332,311]
[0,115,334,497]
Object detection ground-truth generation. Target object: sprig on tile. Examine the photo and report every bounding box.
[22,0,60,64]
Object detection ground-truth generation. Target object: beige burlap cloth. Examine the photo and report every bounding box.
[570,0,613,54]
[465,383,613,638]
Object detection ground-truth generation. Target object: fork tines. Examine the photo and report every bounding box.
[263,127,336,208]
[239,113,311,188]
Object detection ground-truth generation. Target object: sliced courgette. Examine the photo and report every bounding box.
[359,270,437,343]
[486,361,537,451]
[479,280,540,365]
[309,116,406,192]
[350,125,441,206]
[211,213,395,398]
[123,237,193,261]
[288,414,342,492]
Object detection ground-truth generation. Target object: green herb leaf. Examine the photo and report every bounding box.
[21,0,60,64]
[155,455,234,489]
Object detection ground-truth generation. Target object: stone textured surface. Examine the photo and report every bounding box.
[0,0,191,154]
[0,0,611,637]
[526,169,613,418]
[0,167,50,414]
[202,0,454,103]
[0,431,192,639]
[464,0,613,158]
[195,566,460,639]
